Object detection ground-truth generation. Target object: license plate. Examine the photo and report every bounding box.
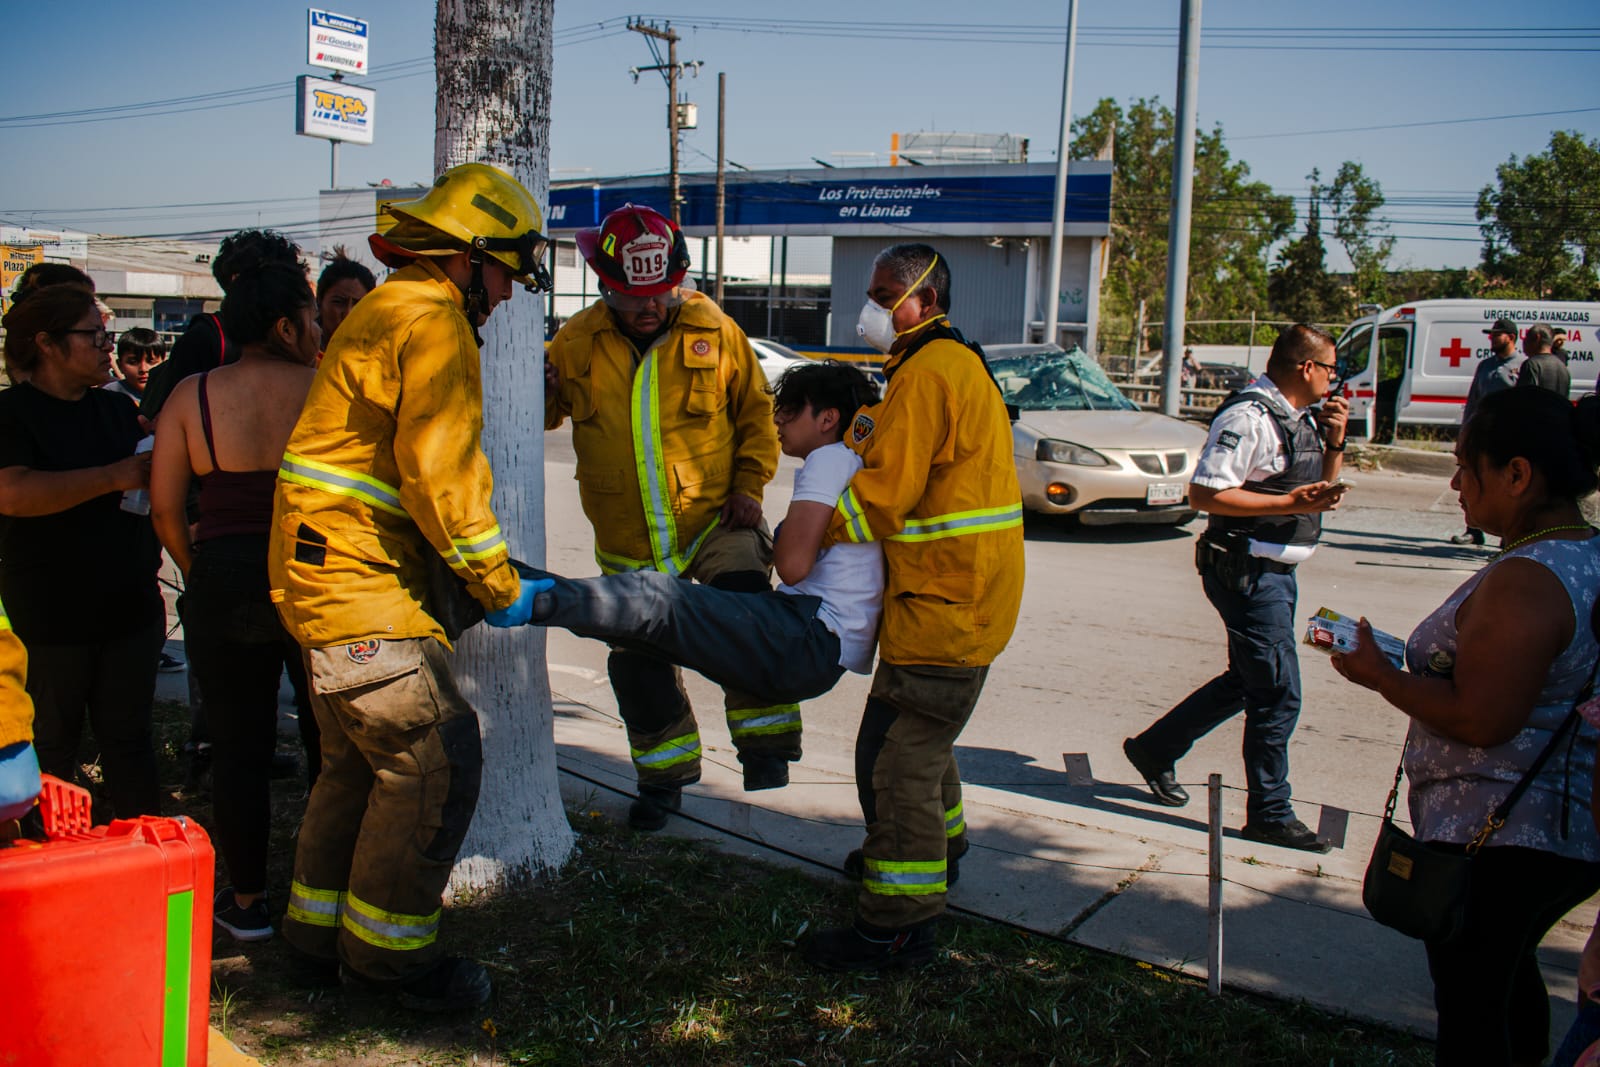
[1146,482,1185,506]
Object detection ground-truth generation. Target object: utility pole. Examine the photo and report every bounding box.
[628,19,701,225]
[1043,0,1080,349]
[715,71,727,304]
[1161,0,1202,417]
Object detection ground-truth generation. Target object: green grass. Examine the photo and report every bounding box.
[136,700,1433,1066]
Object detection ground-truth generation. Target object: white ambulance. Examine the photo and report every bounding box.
[1334,299,1599,439]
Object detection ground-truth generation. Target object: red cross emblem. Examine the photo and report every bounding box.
[1440,338,1471,368]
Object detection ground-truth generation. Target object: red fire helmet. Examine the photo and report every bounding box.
[574,203,691,297]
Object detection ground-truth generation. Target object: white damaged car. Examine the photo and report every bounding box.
[986,343,1208,525]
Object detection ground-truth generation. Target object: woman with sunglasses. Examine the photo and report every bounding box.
[0,284,164,820]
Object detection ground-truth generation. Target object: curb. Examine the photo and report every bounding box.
[1348,444,1455,477]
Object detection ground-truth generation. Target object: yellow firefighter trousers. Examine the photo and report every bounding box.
[612,523,803,786]
[854,662,988,929]
[282,637,482,981]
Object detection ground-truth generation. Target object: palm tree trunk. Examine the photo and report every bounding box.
[434,0,574,892]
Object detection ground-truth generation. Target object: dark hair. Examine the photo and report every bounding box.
[771,360,881,431]
[317,254,377,300]
[213,229,302,292]
[1,284,98,376]
[219,261,314,346]
[1523,324,1553,352]
[10,262,93,306]
[873,243,952,312]
[115,327,167,361]
[1266,322,1337,375]
[1461,388,1600,501]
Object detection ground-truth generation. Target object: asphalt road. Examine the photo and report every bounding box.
[542,425,1482,830]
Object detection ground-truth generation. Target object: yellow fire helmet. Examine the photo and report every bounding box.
[372,161,553,292]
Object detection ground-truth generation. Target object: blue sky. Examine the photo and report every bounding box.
[2,0,1596,270]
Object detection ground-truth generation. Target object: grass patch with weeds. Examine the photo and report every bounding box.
[129,701,1431,1065]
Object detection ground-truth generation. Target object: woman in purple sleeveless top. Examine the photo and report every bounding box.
[149,261,319,945]
[1333,387,1600,1066]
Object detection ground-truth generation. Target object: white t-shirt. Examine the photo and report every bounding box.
[1191,375,1319,563]
[776,442,884,674]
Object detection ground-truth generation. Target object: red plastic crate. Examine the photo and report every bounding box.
[0,777,214,1066]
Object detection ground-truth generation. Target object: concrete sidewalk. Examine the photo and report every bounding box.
[551,677,1588,1046]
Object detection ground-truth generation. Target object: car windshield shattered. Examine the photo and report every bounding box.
[989,348,1140,413]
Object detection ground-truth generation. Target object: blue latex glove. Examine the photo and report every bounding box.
[485,577,556,628]
[0,740,42,821]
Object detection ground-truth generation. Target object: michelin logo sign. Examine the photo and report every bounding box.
[296,75,375,145]
[308,8,369,73]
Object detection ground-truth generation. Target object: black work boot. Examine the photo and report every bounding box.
[803,920,939,973]
[628,784,683,831]
[740,754,789,792]
[345,956,492,1013]
[842,849,960,888]
[1123,737,1190,807]
[397,957,492,1012]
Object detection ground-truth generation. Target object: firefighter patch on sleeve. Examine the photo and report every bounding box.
[692,339,710,355]
[1216,430,1241,452]
[851,413,875,445]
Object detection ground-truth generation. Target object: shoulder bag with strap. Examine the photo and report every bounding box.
[1363,596,1600,943]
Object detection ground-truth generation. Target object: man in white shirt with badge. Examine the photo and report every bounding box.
[1123,324,1348,852]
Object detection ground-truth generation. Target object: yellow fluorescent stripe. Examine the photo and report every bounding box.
[278,468,407,517]
[282,452,402,500]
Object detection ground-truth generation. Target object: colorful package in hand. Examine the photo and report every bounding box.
[1304,607,1406,670]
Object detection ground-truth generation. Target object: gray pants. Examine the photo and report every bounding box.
[532,569,845,705]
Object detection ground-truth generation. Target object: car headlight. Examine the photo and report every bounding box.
[1036,438,1111,466]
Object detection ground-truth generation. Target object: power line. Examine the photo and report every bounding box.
[0,18,633,130]
[1234,105,1600,141]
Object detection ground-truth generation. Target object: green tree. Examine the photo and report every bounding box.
[1476,130,1600,299]
[1267,170,1345,323]
[1071,97,1294,347]
[1324,161,1394,304]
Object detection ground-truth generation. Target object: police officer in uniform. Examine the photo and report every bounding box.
[1124,324,1348,852]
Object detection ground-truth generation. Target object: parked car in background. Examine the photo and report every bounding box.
[1196,362,1253,392]
[750,338,807,384]
[985,344,1208,525]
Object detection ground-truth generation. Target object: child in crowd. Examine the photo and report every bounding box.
[104,328,168,405]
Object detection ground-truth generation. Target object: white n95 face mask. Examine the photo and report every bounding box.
[856,299,897,354]
[855,253,944,355]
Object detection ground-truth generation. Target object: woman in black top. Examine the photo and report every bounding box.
[0,285,163,819]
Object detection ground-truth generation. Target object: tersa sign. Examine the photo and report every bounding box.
[307,8,369,73]
[295,75,376,145]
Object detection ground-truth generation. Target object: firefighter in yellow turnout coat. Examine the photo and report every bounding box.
[545,204,787,830]
[270,163,553,1011]
[0,594,41,823]
[803,244,1024,972]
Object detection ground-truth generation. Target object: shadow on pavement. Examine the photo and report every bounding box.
[1023,514,1196,545]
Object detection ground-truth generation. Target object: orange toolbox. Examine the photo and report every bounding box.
[0,776,214,1066]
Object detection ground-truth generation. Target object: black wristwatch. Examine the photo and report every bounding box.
[1325,438,1346,453]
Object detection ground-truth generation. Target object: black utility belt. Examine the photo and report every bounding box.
[1196,536,1298,577]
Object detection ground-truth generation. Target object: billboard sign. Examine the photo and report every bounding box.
[2,246,44,315]
[547,165,1112,237]
[307,9,369,74]
[296,75,375,144]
